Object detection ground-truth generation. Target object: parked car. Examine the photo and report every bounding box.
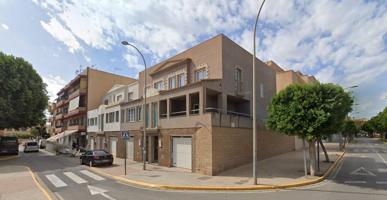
[23,141,39,153]
[80,150,113,167]
[38,139,46,149]
[0,136,19,155]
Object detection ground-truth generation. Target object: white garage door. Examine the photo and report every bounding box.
[110,138,117,157]
[172,137,192,169]
[126,137,134,159]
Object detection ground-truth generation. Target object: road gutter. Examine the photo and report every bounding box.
[89,152,346,191]
[26,166,57,200]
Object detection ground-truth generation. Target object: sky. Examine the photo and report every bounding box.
[0,0,386,119]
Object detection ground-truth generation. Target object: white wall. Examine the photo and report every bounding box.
[87,108,102,132]
[104,104,121,132]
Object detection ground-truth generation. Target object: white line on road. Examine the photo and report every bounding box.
[344,180,366,184]
[80,170,105,181]
[64,172,87,184]
[376,181,387,184]
[45,174,67,188]
[55,192,65,200]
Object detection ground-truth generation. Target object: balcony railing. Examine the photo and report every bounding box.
[205,107,251,128]
[64,107,86,118]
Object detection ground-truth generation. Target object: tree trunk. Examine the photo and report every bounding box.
[308,140,316,176]
[318,139,330,162]
[302,139,308,176]
[343,137,347,149]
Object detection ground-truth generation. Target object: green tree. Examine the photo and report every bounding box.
[342,120,357,148]
[267,83,353,176]
[0,52,48,129]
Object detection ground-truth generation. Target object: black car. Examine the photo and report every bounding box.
[80,150,113,167]
[0,136,19,155]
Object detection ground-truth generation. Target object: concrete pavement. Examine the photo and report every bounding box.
[93,143,341,187]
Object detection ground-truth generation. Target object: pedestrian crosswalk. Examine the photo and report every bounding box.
[44,170,105,188]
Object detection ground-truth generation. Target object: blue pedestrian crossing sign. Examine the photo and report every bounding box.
[122,131,130,140]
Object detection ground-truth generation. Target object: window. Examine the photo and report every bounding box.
[168,76,176,89]
[154,81,163,91]
[127,108,135,122]
[136,106,142,121]
[106,113,109,123]
[235,68,242,92]
[177,73,185,87]
[109,112,115,123]
[115,111,119,122]
[195,68,206,82]
[104,99,108,105]
[117,95,122,102]
[128,92,133,101]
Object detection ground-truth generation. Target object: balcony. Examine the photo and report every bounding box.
[67,124,86,131]
[207,108,252,128]
[68,88,86,100]
[55,112,64,119]
[64,107,86,118]
[56,100,64,107]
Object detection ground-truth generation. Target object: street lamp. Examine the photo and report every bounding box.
[345,85,358,90]
[121,41,147,170]
[252,0,266,185]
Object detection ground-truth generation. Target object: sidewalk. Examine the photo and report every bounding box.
[0,166,48,200]
[94,143,342,188]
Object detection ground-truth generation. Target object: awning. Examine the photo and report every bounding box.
[46,130,78,143]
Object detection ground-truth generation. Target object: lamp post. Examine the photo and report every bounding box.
[252,0,266,185]
[121,41,147,170]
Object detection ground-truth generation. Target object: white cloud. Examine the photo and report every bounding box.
[40,17,82,53]
[1,23,9,30]
[315,66,336,83]
[42,74,66,102]
[380,92,387,100]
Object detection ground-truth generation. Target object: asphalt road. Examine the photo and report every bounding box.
[1,137,386,200]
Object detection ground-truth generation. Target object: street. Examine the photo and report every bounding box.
[0,137,386,200]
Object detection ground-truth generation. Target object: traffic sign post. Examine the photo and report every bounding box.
[122,131,130,175]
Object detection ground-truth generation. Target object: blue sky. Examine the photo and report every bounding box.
[0,0,386,119]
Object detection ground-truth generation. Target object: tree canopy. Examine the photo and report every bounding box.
[0,52,48,129]
[267,83,353,141]
[267,83,353,176]
[362,107,387,137]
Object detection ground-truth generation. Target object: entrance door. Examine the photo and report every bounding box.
[90,138,94,150]
[126,136,134,159]
[153,136,158,162]
[172,137,192,169]
[110,138,117,157]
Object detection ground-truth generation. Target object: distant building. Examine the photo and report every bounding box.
[47,68,136,152]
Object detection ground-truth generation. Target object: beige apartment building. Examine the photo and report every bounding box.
[48,68,136,150]
[87,34,317,175]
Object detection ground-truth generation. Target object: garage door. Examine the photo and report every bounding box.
[172,137,192,169]
[110,138,117,157]
[126,136,134,159]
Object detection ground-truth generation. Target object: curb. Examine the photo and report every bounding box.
[0,155,20,161]
[25,166,56,200]
[90,151,346,191]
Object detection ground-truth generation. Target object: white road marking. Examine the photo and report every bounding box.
[64,172,87,184]
[55,192,65,200]
[45,174,67,188]
[376,181,387,184]
[344,180,366,184]
[350,167,376,176]
[80,170,105,181]
[88,185,116,200]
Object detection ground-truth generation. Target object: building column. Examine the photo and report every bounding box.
[199,89,204,115]
[186,94,189,116]
[167,98,170,119]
